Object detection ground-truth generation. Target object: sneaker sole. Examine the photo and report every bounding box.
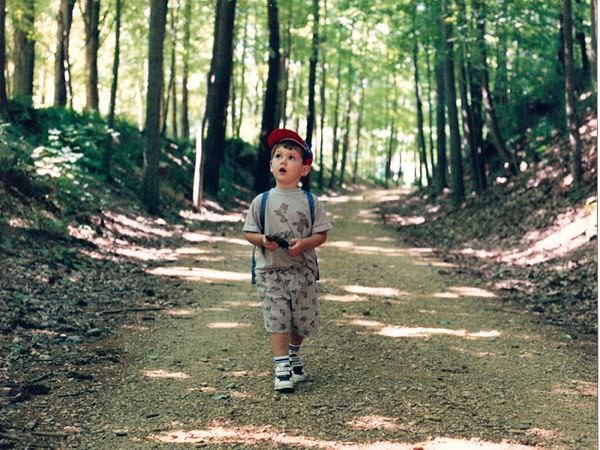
[275,386,295,393]
[291,373,306,383]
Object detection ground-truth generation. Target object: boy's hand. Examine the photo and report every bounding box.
[262,235,279,251]
[287,238,306,257]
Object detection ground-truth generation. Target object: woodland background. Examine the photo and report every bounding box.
[0,0,597,447]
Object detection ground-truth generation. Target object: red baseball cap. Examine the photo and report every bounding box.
[267,128,313,165]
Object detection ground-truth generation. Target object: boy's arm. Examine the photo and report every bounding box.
[244,232,278,251]
[287,231,328,257]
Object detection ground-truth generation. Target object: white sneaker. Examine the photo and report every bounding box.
[290,354,306,382]
[274,363,294,393]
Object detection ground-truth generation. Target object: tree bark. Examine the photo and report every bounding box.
[563,0,583,187]
[352,85,364,184]
[142,0,168,214]
[84,0,100,112]
[328,59,342,189]
[0,0,6,112]
[53,0,75,107]
[12,0,35,103]
[442,0,465,205]
[434,31,447,192]
[412,6,430,188]
[202,0,236,197]
[305,0,319,148]
[104,0,122,179]
[254,0,279,194]
[591,0,597,88]
[180,0,191,140]
[169,2,178,138]
[473,0,517,175]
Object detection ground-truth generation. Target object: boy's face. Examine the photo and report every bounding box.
[269,142,311,189]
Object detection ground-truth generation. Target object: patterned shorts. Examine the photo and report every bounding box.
[255,266,319,337]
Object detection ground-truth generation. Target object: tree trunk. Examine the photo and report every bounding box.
[142,0,168,214]
[180,0,191,139]
[0,0,6,112]
[385,118,397,188]
[352,85,364,184]
[12,0,35,103]
[328,59,342,189]
[53,0,75,107]
[473,0,517,175]
[84,0,100,112]
[434,40,447,192]
[254,0,279,193]
[412,6,430,188]
[442,0,465,206]
[169,2,178,138]
[574,0,590,85]
[338,65,353,188]
[234,12,248,138]
[305,0,319,148]
[104,0,122,179]
[563,0,583,188]
[591,0,597,88]
[317,0,327,189]
[424,24,436,184]
[202,0,236,197]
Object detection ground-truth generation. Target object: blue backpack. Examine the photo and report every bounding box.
[251,189,315,285]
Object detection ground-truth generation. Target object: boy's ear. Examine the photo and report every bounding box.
[301,164,311,176]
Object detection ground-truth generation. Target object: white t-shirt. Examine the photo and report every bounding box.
[243,188,332,275]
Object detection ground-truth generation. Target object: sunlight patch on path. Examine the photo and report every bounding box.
[341,316,501,340]
[322,293,368,303]
[328,241,412,257]
[182,231,249,246]
[347,415,408,431]
[433,286,497,299]
[148,421,539,449]
[343,285,410,298]
[142,370,190,379]
[206,322,251,329]
[146,266,248,282]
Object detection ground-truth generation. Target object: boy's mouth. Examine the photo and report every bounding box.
[279,168,287,174]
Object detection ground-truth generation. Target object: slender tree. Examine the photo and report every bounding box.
[472,0,517,174]
[233,11,248,138]
[434,1,447,193]
[0,0,6,113]
[328,58,342,189]
[83,0,100,112]
[202,0,236,197]
[591,0,597,88]
[142,0,168,214]
[254,0,280,193]
[53,0,75,107]
[338,63,353,188]
[305,0,319,148]
[563,0,583,187]
[12,0,35,103]
[104,0,122,179]
[180,0,191,140]
[411,5,430,188]
[352,83,364,184]
[442,0,465,205]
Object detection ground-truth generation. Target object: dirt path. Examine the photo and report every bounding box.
[66,189,596,449]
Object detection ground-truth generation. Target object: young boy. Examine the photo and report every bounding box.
[243,128,332,393]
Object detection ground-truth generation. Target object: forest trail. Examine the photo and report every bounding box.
[66,188,596,449]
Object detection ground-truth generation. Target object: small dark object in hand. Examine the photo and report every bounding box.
[266,235,289,248]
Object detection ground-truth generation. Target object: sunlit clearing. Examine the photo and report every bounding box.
[182,231,249,246]
[102,211,175,238]
[222,301,261,308]
[143,370,190,379]
[434,286,497,299]
[415,258,459,268]
[552,379,597,397]
[122,324,149,332]
[322,293,367,303]
[146,266,248,282]
[225,370,269,378]
[526,428,562,440]
[164,308,195,317]
[384,214,426,225]
[328,241,411,257]
[8,217,31,228]
[347,415,405,431]
[179,208,244,223]
[206,322,250,329]
[149,422,538,448]
[344,285,409,298]
[379,326,500,339]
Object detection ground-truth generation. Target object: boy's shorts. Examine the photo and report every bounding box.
[255,265,319,337]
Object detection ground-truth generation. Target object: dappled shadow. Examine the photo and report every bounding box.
[146,266,249,283]
[148,419,538,449]
[339,315,501,340]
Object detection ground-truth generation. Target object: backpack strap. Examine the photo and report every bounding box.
[304,190,315,226]
[252,190,270,285]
